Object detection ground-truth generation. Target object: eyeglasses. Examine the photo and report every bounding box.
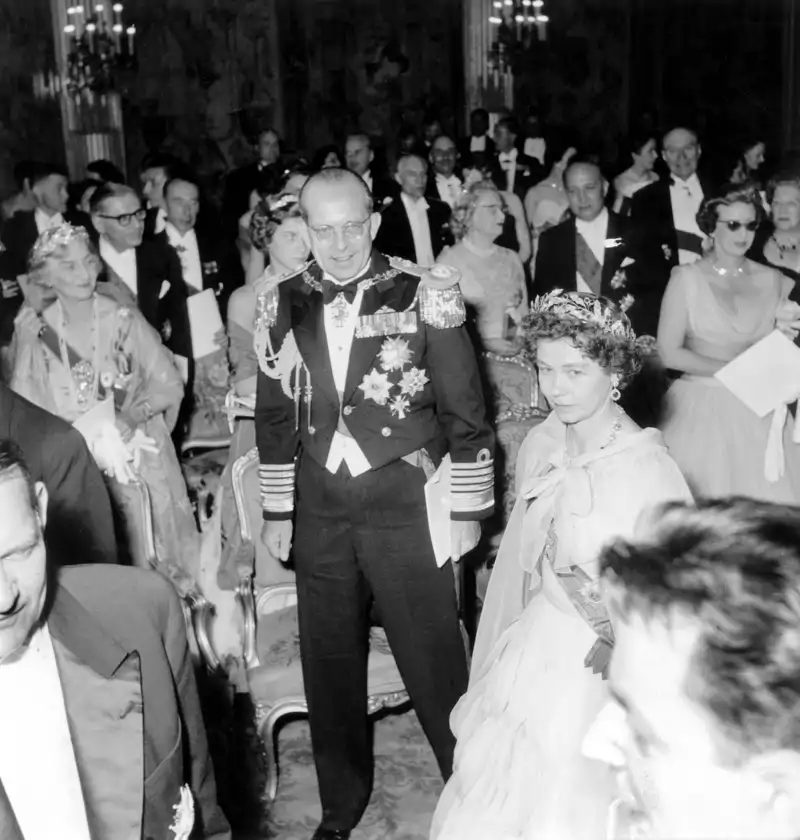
[95,208,147,227]
[720,220,759,232]
[308,218,370,243]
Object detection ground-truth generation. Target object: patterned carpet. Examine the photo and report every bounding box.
[265,709,442,840]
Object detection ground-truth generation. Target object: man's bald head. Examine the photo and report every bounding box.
[299,168,373,218]
[395,154,427,199]
[564,158,607,222]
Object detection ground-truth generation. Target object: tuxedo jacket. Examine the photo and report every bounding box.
[221,160,284,238]
[425,170,464,204]
[0,565,230,840]
[373,195,453,263]
[533,212,630,298]
[488,152,544,200]
[456,135,496,170]
[98,239,192,359]
[255,252,495,522]
[0,382,118,566]
[0,210,92,345]
[155,226,243,320]
[366,172,401,209]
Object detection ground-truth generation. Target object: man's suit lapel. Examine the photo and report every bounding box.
[394,200,416,260]
[196,232,219,293]
[601,211,625,293]
[293,284,340,411]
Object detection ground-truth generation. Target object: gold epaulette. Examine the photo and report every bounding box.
[387,258,465,329]
[253,261,313,331]
[388,255,426,277]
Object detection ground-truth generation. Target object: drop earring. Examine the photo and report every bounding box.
[610,377,621,402]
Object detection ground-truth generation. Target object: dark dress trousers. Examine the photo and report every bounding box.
[374,195,452,264]
[0,565,231,839]
[255,253,495,832]
[0,381,118,566]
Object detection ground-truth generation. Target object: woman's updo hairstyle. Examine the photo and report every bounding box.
[696,185,766,236]
[522,290,646,387]
[249,193,302,254]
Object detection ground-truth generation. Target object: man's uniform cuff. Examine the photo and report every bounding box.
[450,452,494,520]
[259,463,295,521]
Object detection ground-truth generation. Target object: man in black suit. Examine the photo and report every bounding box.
[425,135,463,209]
[139,151,186,239]
[159,173,242,320]
[344,132,399,209]
[0,381,117,566]
[90,183,192,361]
[222,127,282,237]
[630,126,716,324]
[374,154,452,265]
[489,116,543,199]
[457,108,496,170]
[0,163,89,343]
[256,167,494,839]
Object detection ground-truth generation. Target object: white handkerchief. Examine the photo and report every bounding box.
[424,454,452,567]
[159,280,171,299]
[187,288,224,359]
[72,396,115,441]
[715,330,800,416]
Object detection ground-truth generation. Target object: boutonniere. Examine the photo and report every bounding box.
[619,293,635,312]
[202,261,219,275]
[610,269,628,290]
[604,237,623,249]
[382,196,394,208]
[169,785,195,840]
[358,337,428,419]
[661,243,673,261]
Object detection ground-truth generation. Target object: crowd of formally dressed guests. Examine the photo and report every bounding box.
[4,104,800,840]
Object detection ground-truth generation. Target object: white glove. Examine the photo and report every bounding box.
[90,423,136,485]
[776,300,800,341]
[126,429,159,471]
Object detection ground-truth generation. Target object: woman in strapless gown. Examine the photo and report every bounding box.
[659,186,800,501]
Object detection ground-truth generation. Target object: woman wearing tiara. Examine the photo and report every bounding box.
[430,291,691,840]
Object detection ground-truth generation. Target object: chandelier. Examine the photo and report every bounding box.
[488,0,548,74]
[62,2,136,97]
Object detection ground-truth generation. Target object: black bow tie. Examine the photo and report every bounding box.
[321,277,360,305]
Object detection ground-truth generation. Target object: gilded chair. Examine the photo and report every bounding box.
[233,446,466,803]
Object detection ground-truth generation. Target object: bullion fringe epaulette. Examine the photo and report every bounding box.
[388,257,466,329]
[450,448,494,517]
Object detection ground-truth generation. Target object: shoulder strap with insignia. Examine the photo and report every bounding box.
[388,255,425,278]
[253,261,313,331]
[417,264,465,329]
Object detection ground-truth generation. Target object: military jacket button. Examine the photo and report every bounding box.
[343,406,353,416]
[308,425,316,435]
[381,427,391,437]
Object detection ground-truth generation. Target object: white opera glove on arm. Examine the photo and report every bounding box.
[89,422,136,485]
[126,429,159,471]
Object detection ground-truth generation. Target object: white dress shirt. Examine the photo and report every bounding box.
[469,135,488,153]
[166,224,203,292]
[153,207,167,235]
[435,173,462,208]
[0,625,91,840]
[524,137,546,164]
[401,193,435,267]
[362,171,374,193]
[34,208,64,234]
[324,267,371,477]
[99,237,138,297]
[498,147,519,193]
[575,209,609,293]
[669,173,705,265]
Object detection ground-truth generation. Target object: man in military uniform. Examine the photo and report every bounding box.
[255,168,494,840]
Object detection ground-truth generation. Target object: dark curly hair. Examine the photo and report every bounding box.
[249,194,302,254]
[696,185,766,236]
[522,296,643,387]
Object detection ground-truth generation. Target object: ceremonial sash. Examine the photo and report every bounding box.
[575,232,603,294]
[38,324,127,412]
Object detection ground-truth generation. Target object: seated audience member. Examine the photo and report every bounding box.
[222,127,282,237]
[345,131,399,208]
[458,108,496,170]
[374,153,452,265]
[90,182,192,362]
[1,161,37,222]
[85,159,126,185]
[11,223,200,586]
[0,440,230,839]
[0,380,117,566]
[139,152,187,239]
[729,136,767,190]
[612,130,659,216]
[749,172,800,287]
[311,144,344,171]
[422,115,444,152]
[0,163,88,344]
[591,498,800,840]
[426,135,463,209]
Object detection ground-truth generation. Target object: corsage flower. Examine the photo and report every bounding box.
[169,785,195,840]
[399,367,429,397]
[610,269,628,290]
[359,369,392,405]
[620,294,635,312]
[379,337,413,371]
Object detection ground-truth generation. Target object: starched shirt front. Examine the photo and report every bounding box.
[669,173,705,264]
[166,224,204,293]
[99,238,138,297]
[401,193,435,267]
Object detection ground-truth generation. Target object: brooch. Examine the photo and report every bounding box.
[358,337,429,419]
[202,261,219,275]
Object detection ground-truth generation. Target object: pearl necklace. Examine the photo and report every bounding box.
[56,296,101,412]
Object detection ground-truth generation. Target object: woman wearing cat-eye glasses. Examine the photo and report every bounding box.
[656,185,800,501]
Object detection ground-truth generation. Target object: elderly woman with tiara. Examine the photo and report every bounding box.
[9,223,200,592]
[430,291,691,840]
